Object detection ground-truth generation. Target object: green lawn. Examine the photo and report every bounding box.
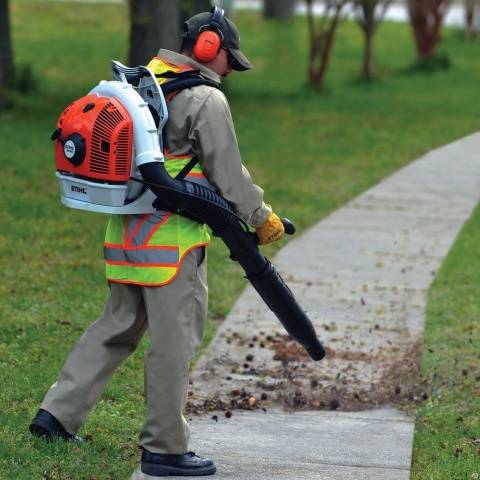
[1,2,479,478]
[411,205,480,480]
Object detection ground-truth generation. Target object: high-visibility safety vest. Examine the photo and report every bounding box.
[104,57,214,286]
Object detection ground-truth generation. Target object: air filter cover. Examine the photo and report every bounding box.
[55,94,133,183]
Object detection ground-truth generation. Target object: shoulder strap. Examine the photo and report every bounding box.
[160,76,220,96]
[156,69,201,79]
[160,75,220,175]
[174,157,199,180]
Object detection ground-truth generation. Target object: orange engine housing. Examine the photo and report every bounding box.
[55,94,133,183]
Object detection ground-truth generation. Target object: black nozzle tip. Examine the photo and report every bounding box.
[305,341,326,361]
[282,218,296,235]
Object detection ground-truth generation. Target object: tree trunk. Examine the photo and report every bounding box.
[181,0,212,24]
[474,0,480,33]
[128,0,181,67]
[312,15,340,89]
[466,0,475,37]
[0,0,15,88]
[408,0,449,62]
[264,0,296,20]
[415,24,439,61]
[363,28,375,80]
[356,1,377,80]
[306,0,346,90]
[464,0,480,38]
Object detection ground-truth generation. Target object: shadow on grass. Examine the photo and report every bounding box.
[402,54,452,75]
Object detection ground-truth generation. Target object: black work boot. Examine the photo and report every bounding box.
[29,409,82,443]
[141,448,216,476]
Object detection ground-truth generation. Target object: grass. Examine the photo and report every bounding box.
[0,1,479,478]
[411,205,480,480]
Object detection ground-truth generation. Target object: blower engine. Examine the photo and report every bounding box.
[54,61,326,361]
[54,61,167,214]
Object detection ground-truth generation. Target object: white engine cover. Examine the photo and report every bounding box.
[56,172,157,214]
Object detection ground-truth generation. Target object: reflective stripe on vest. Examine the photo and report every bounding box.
[124,211,170,246]
[104,245,179,266]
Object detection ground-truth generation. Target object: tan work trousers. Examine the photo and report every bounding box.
[41,247,207,454]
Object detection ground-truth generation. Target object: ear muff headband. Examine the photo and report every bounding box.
[209,5,224,30]
[193,6,225,63]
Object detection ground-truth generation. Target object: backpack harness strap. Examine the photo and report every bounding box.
[157,73,221,180]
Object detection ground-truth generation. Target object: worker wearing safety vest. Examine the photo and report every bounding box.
[29,7,285,477]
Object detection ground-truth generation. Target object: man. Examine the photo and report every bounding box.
[30,7,285,477]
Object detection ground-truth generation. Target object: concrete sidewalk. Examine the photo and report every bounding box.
[133,132,480,479]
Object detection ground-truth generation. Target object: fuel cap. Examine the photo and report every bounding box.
[64,133,86,167]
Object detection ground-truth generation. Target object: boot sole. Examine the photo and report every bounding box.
[141,462,217,477]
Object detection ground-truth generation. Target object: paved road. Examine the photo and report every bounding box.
[132,133,480,479]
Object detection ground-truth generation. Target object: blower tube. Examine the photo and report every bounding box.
[139,162,326,361]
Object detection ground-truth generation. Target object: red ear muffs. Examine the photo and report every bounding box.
[193,30,222,63]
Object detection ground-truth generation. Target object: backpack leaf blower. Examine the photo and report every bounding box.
[53,61,325,361]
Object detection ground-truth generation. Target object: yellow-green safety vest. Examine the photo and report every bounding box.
[104,57,213,286]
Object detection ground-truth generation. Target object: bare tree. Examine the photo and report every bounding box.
[306,0,349,89]
[353,0,392,80]
[407,0,451,62]
[0,0,15,105]
[264,0,296,20]
[466,0,475,37]
[128,0,181,66]
[464,0,480,38]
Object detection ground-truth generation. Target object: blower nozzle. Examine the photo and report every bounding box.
[138,163,326,361]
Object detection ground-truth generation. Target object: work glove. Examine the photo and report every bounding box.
[256,212,285,245]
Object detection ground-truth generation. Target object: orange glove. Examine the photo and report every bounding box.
[256,212,285,245]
